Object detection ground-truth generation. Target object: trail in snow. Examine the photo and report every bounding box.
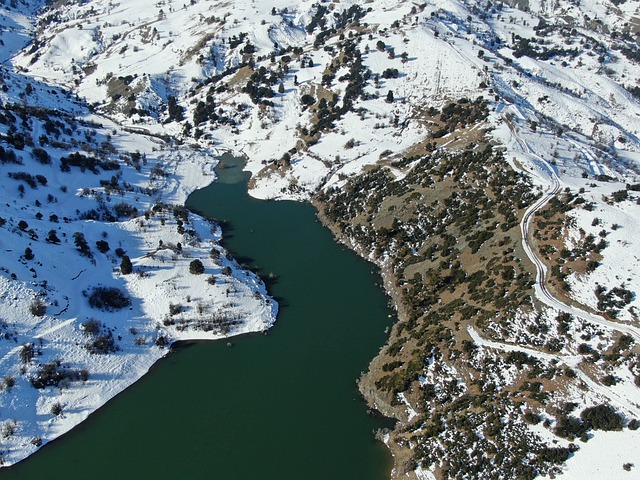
[468,326,640,418]
[0,318,79,367]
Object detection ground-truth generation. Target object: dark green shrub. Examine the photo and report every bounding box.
[580,404,624,431]
[50,402,63,416]
[88,287,131,311]
[189,259,205,275]
[120,255,133,274]
[30,361,80,389]
[30,299,46,317]
[96,240,110,253]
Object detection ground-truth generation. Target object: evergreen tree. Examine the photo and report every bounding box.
[120,255,133,275]
[189,259,205,275]
[167,96,184,122]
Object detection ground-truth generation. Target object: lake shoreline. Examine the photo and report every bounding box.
[310,195,418,480]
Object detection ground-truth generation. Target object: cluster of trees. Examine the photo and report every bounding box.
[7,172,47,189]
[105,74,142,117]
[193,311,242,334]
[432,98,489,138]
[167,95,184,122]
[227,32,248,49]
[242,66,281,107]
[305,4,329,34]
[308,40,369,135]
[73,232,92,258]
[554,404,624,440]
[594,284,634,318]
[610,188,630,203]
[381,68,399,79]
[512,36,579,61]
[81,319,119,354]
[88,287,131,311]
[60,152,119,174]
[30,361,87,389]
[0,145,19,164]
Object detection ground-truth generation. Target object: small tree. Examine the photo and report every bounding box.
[120,255,133,275]
[24,247,34,260]
[386,90,394,103]
[300,94,316,107]
[73,232,91,257]
[46,230,61,244]
[167,95,185,122]
[50,402,63,416]
[189,259,205,275]
[30,299,46,317]
[20,343,35,364]
[3,376,15,390]
[96,240,110,253]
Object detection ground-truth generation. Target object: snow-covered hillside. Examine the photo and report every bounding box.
[1,0,639,476]
[0,0,279,466]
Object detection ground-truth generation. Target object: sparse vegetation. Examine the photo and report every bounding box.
[30,361,82,389]
[88,287,131,311]
[82,319,119,354]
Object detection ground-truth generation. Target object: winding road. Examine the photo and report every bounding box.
[508,116,640,342]
[467,116,640,416]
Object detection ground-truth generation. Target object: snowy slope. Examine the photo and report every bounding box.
[1,0,639,476]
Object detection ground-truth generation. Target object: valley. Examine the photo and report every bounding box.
[0,0,639,478]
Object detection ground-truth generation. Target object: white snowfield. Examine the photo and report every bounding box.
[0,115,277,464]
[0,2,277,464]
[1,0,639,476]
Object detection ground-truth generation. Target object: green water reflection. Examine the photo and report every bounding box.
[4,156,394,480]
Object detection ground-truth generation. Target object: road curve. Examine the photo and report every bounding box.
[508,121,640,342]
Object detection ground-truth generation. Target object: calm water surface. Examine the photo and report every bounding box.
[5,154,394,479]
